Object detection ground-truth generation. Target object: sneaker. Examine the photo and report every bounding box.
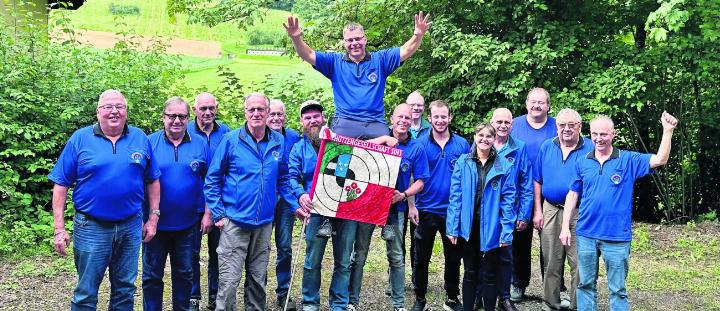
[206,295,216,311]
[411,300,428,311]
[394,308,407,311]
[560,291,571,309]
[498,299,519,311]
[385,286,392,297]
[443,298,462,311]
[381,225,396,241]
[189,299,200,311]
[277,296,297,311]
[316,218,332,238]
[347,304,357,311]
[509,285,525,302]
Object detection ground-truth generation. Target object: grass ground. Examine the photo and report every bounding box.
[2,222,720,310]
[49,0,328,93]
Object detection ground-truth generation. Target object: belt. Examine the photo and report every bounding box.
[548,202,565,209]
[77,211,138,223]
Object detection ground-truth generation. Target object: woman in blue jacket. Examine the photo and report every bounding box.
[447,123,518,311]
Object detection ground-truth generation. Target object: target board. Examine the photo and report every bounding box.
[309,133,402,225]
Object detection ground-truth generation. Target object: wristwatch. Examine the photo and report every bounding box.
[402,192,408,201]
[150,209,161,216]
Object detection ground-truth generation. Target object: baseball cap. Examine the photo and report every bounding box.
[300,100,324,115]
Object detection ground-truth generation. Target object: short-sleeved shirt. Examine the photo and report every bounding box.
[393,136,431,212]
[511,115,557,164]
[570,148,652,241]
[409,119,431,139]
[534,137,594,205]
[147,130,210,231]
[314,48,402,123]
[48,124,161,221]
[415,133,471,214]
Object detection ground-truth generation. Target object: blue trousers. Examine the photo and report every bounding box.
[142,227,194,311]
[274,201,297,299]
[71,212,142,311]
[576,235,631,311]
[191,213,219,304]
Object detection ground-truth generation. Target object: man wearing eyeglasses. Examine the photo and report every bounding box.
[143,97,211,311]
[267,99,301,310]
[204,93,285,311]
[533,109,593,311]
[407,91,431,139]
[49,89,161,310]
[187,92,231,311]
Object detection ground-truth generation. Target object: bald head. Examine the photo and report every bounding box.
[393,103,412,116]
[491,108,513,138]
[192,92,219,129]
[391,103,412,137]
[492,108,513,121]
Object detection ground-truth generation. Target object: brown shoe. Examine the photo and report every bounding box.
[498,299,519,311]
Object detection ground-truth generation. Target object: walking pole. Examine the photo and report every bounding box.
[284,218,308,311]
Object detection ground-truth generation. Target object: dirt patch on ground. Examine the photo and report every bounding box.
[51,30,222,58]
[1,222,719,310]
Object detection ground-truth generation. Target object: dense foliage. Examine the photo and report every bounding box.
[167,0,720,222]
[0,14,181,255]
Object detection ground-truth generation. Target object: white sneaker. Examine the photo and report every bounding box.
[347,304,357,311]
[560,292,571,309]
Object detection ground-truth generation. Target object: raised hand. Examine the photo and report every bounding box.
[283,16,303,39]
[414,11,432,36]
[660,111,679,131]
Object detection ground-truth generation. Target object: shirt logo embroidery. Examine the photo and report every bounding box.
[507,157,515,164]
[401,162,410,172]
[272,150,280,161]
[130,152,143,164]
[611,174,622,185]
[367,72,377,83]
[190,160,200,172]
[492,180,499,190]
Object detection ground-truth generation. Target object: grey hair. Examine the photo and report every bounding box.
[526,87,551,106]
[556,108,582,123]
[164,96,190,114]
[269,99,286,112]
[590,114,615,130]
[343,22,365,35]
[97,89,126,106]
[194,92,217,107]
[244,92,270,108]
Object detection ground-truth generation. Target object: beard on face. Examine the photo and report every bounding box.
[304,125,322,147]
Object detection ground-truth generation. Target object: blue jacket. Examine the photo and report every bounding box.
[280,136,317,213]
[446,151,517,252]
[496,136,533,222]
[204,125,284,227]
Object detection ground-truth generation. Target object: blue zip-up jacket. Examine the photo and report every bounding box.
[280,135,317,213]
[204,125,284,227]
[446,151,517,252]
[496,136,533,222]
[279,127,301,177]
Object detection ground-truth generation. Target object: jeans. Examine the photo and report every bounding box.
[576,235,631,311]
[302,215,357,311]
[330,117,389,139]
[460,224,513,311]
[215,222,272,311]
[413,211,461,302]
[142,227,194,311]
[71,212,142,311]
[349,222,376,306]
[274,201,297,299]
[191,213,220,304]
[386,211,406,308]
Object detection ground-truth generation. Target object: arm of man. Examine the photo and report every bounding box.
[367,135,398,147]
[284,16,316,65]
[52,184,71,256]
[649,111,679,169]
[142,179,160,243]
[400,11,432,61]
[532,181,544,230]
[559,190,579,246]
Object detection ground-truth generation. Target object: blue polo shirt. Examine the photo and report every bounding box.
[415,132,471,215]
[570,148,652,241]
[188,119,231,158]
[393,136,431,212]
[146,130,210,231]
[48,124,161,222]
[511,115,557,164]
[314,48,402,123]
[534,137,594,205]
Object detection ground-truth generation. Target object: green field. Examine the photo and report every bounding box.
[50,0,328,92]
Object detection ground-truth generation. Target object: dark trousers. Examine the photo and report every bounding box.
[511,224,539,290]
[413,211,461,301]
[461,239,513,311]
[191,214,220,304]
[142,227,194,311]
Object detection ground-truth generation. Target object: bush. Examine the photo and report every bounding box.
[0,15,181,257]
[246,26,284,46]
[108,3,140,16]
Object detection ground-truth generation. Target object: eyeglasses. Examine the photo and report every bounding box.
[344,36,365,43]
[493,120,512,125]
[268,112,285,117]
[164,113,189,121]
[558,122,578,128]
[198,106,217,112]
[98,104,127,111]
[245,107,267,114]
